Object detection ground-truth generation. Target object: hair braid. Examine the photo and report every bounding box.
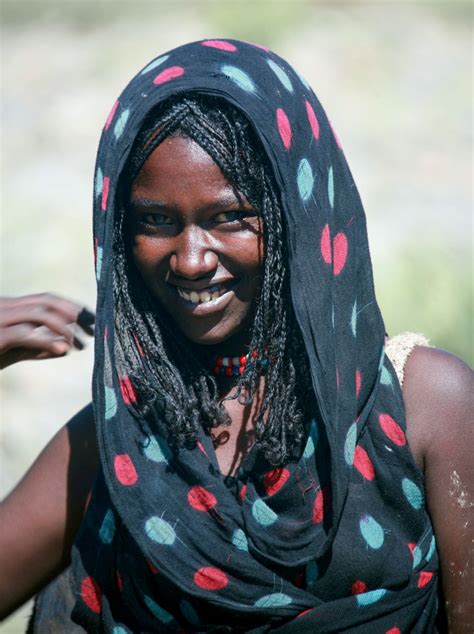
[114,94,312,465]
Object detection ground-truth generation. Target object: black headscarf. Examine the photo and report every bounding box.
[72,39,439,632]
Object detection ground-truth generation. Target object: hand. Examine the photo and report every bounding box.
[0,293,95,370]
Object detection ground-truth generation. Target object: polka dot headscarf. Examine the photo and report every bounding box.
[72,39,439,632]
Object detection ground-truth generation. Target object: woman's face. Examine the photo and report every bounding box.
[129,134,264,348]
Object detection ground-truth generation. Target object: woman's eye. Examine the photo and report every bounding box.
[213,210,255,224]
[140,213,173,226]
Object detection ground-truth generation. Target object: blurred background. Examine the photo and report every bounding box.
[1,0,472,630]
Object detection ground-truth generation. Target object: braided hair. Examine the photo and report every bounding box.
[114,94,312,465]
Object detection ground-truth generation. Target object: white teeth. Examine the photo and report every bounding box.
[176,285,230,305]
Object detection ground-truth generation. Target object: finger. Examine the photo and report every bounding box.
[0,324,72,355]
[0,308,76,344]
[1,294,86,326]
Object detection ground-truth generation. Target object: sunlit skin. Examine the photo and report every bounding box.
[129,135,264,357]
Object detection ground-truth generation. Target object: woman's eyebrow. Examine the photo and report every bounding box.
[129,195,255,213]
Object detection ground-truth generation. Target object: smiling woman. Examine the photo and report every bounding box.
[0,39,473,633]
[129,134,264,346]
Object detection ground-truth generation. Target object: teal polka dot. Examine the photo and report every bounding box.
[99,509,115,544]
[306,560,318,589]
[232,528,249,551]
[221,65,255,92]
[252,499,278,526]
[303,419,319,458]
[351,300,357,337]
[254,592,293,608]
[344,422,357,466]
[412,544,422,569]
[328,166,334,208]
[145,516,176,545]
[359,515,384,549]
[96,246,103,281]
[267,59,293,92]
[297,158,314,202]
[402,478,424,510]
[144,594,174,623]
[143,435,172,464]
[180,600,201,625]
[296,69,310,89]
[356,588,387,606]
[112,627,128,634]
[95,166,103,198]
[426,535,436,562]
[380,365,392,386]
[141,55,169,75]
[113,108,129,140]
[104,385,117,420]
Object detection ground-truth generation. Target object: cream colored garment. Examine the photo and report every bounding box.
[385,332,430,386]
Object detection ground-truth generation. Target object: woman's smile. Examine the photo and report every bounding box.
[129,134,264,347]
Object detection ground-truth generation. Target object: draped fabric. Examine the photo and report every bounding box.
[71,40,439,632]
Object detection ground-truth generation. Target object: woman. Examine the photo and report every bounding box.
[1,40,472,632]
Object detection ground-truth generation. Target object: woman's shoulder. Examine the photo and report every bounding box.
[402,342,473,465]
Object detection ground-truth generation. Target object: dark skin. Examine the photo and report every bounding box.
[1,137,473,631]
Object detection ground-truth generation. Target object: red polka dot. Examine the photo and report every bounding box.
[353,445,375,480]
[194,566,228,590]
[312,488,324,523]
[101,176,110,211]
[84,489,92,511]
[239,484,247,501]
[263,467,290,496]
[119,375,137,405]
[116,570,123,593]
[386,628,401,634]
[329,119,342,148]
[197,440,209,459]
[407,542,416,556]
[276,108,292,150]
[147,560,158,574]
[297,608,315,618]
[355,369,362,398]
[201,40,237,52]
[81,576,101,613]
[305,100,320,140]
[417,571,434,588]
[351,579,367,595]
[379,414,406,446]
[333,232,348,276]
[104,100,118,130]
[188,485,217,511]
[114,454,138,486]
[320,223,332,264]
[153,66,185,85]
[250,42,270,51]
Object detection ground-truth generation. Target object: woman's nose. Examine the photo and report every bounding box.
[169,226,218,280]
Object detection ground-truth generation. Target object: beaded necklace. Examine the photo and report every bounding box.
[212,350,269,377]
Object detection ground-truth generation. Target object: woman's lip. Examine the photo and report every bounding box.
[172,282,237,316]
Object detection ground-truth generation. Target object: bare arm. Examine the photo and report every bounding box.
[403,347,474,634]
[0,404,99,619]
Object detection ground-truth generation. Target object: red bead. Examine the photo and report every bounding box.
[239,355,247,365]
[239,366,245,375]
[225,367,233,377]
[252,350,258,359]
[216,356,223,367]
